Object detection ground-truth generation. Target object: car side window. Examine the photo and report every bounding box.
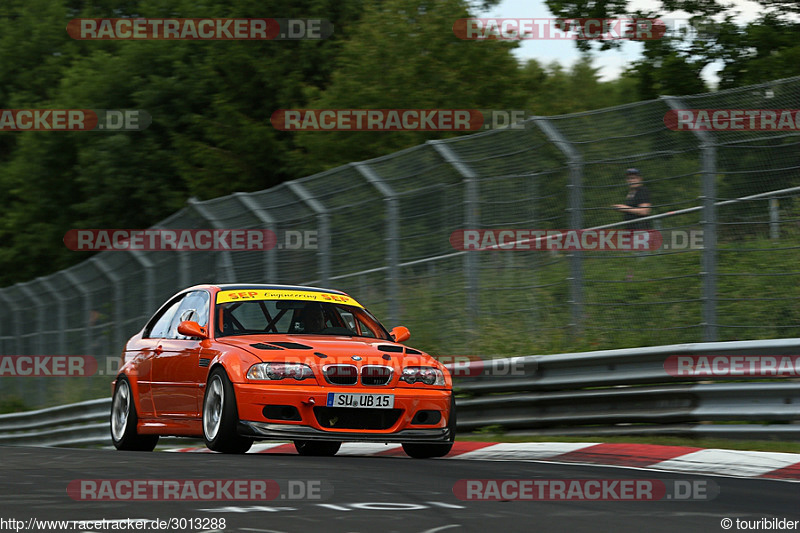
[144,296,185,339]
[166,291,210,339]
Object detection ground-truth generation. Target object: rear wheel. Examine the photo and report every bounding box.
[294,440,341,456]
[110,377,159,451]
[203,368,253,454]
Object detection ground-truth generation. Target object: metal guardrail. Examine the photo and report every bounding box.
[0,398,110,447]
[1,339,799,447]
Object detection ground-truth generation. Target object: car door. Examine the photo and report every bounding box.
[151,290,210,418]
[133,295,186,418]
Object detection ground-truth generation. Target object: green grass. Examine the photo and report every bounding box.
[395,234,800,357]
[0,395,28,414]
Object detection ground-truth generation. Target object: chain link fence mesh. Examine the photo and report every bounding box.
[2,76,800,408]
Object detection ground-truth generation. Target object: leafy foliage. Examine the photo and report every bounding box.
[0,0,796,286]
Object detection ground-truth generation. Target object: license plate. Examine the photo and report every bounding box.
[326,393,394,409]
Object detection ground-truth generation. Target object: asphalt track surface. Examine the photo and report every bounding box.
[1,446,799,533]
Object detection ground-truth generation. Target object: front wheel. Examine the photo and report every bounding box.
[403,395,456,459]
[402,441,453,459]
[202,368,253,454]
[294,440,341,456]
[110,377,159,451]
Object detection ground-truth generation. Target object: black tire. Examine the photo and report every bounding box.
[293,440,341,456]
[402,441,453,459]
[402,394,456,459]
[202,367,253,454]
[110,377,159,451]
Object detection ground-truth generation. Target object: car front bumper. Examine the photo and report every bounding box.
[238,421,452,442]
[233,383,453,442]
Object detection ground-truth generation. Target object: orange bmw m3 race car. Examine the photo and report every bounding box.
[110,284,455,458]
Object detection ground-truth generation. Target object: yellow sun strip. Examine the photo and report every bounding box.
[216,289,363,307]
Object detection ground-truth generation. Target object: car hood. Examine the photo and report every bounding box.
[216,335,436,367]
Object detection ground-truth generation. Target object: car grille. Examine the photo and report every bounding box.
[323,364,394,385]
[324,365,358,385]
[313,407,402,430]
[361,365,393,386]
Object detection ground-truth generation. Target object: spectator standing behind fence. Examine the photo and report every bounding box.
[613,168,652,230]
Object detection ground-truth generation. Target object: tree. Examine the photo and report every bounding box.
[544,0,800,95]
[289,0,528,174]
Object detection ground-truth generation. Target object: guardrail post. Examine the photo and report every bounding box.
[533,117,584,333]
[352,162,400,325]
[663,96,717,341]
[428,140,480,333]
[187,198,237,283]
[233,192,278,282]
[287,181,330,286]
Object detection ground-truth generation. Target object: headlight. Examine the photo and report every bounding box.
[400,366,445,385]
[247,363,315,381]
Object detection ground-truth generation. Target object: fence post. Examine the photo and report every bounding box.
[428,140,480,333]
[16,282,46,406]
[128,250,156,314]
[770,197,779,240]
[38,277,67,355]
[352,162,400,326]
[187,198,237,283]
[0,290,22,356]
[286,181,330,286]
[233,192,278,282]
[533,117,584,333]
[91,256,125,353]
[62,271,93,357]
[663,96,717,342]
[177,252,191,288]
[0,290,23,399]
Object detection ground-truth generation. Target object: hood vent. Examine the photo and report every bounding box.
[269,341,313,350]
[376,344,403,352]
[250,343,284,350]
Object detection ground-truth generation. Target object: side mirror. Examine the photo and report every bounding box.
[177,320,209,339]
[390,326,410,343]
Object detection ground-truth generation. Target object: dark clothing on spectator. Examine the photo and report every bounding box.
[623,186,651,230]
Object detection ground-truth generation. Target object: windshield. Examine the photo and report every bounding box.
[214,299,391,340]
